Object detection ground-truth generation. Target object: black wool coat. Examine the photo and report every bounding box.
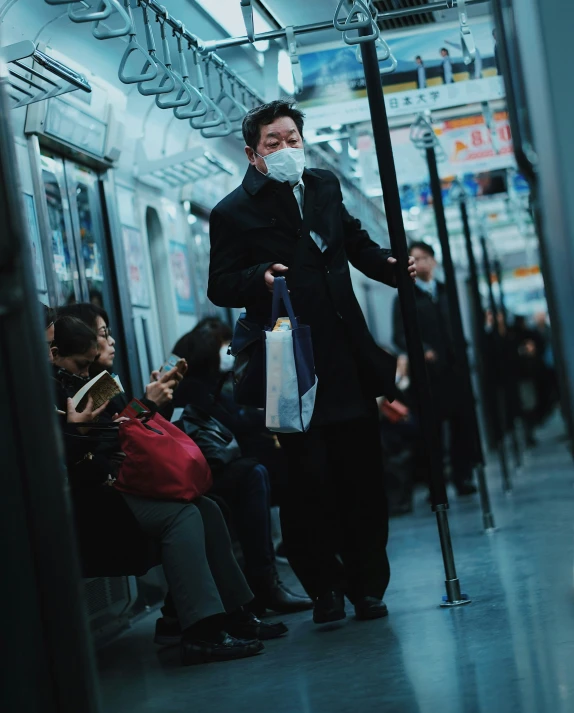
[208,165,398,426]
[392,281,460,418]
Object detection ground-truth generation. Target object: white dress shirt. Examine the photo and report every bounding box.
[292,180,328,253]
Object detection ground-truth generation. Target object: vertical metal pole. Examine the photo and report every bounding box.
[480,234,513,492]
[358,31,470,606]
[494,258,523,468]
[425,149,495,532]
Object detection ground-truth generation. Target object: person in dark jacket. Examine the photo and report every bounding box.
[170,319,313,617]
[393,242,477,496]
[207,100,416,625]
[53,307,287,664]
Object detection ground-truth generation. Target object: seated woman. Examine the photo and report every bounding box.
[49,313,287,666]
[170,319,313,616]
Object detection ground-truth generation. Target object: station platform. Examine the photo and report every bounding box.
[97,416,574,713]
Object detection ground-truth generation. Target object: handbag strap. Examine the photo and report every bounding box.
[271,276,298,328]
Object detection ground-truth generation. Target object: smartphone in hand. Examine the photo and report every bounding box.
[159,353,186,375]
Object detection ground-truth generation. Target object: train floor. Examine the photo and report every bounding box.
[97,414,574,713]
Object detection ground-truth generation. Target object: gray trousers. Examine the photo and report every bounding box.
[121,494,253,629]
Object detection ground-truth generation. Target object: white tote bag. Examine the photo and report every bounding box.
[264,278,317,433]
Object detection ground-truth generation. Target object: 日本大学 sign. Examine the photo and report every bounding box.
[298,20,504,129]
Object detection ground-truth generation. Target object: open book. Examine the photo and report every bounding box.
[72,371,123,412]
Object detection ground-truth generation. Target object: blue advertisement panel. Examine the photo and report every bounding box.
[299,20,503,128]
[169,240,196,315]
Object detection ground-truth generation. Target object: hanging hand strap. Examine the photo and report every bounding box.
[271,277,298,329]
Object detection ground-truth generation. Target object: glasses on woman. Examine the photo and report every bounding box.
[96,326,113,340]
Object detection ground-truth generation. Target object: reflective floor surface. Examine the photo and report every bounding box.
[97,419,574,713]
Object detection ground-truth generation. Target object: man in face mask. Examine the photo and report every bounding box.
[208,100,416,627]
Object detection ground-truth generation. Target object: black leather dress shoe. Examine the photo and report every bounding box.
[181,632,264,666]
[354,597,389,621]
[249,570,314,616]
[313,591,346,624]
[225,610,288,641]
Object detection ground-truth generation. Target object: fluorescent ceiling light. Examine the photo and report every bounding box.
[197,0,272,51]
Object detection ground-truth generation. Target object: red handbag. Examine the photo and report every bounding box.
[114,413,212,502]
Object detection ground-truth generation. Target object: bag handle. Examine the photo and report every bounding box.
[271,276,298,329]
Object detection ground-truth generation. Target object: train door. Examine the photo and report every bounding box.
[40,152,108,306]
[38,150,132,387]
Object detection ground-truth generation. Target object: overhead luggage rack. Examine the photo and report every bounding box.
[137,145,234,188]
[0,40,91,110]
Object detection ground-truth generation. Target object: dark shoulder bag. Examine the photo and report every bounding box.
[174,404,242,470]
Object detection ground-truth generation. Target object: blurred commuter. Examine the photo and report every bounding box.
[53,307,287,664]
[208,100,416,624]
[440,47,454,84]
[379,355,417,516]
[170,319,313,616]
[508,314,557,445]
[175,317,290,503]
[393,242,477,496]
[415,56,427,89]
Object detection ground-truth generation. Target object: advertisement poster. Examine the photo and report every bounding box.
[358,111,515,194]
[169,240,196,315]
[23,193,47,292]
[122,225,150,307]
[299,20,503,128]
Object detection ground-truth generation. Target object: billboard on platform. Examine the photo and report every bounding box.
[299,20,503,129]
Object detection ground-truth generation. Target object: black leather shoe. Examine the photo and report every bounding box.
[225,610,288,641]
[249,570,314,616]
[354,597,389,621]
[313,591,346,624]
[181,632,264,666]
[154,617,182,647]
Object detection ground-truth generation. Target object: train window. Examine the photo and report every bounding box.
[67,165,106,307]
[40,155,79,305]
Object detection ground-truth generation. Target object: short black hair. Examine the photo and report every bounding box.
[242,100,305,151]
[42,303,56,328]
[53,316,97,357]
[409,241,435,257]
[440,47,449,55]
[416,55,422,61]
[57,303,110,332]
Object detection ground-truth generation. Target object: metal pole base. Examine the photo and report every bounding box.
[440,589,472,608]
[435,508,471,607]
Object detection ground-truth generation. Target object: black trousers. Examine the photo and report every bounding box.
[277,411,390,601]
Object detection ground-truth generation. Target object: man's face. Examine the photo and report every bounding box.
[410,247,436,282]
[441,49,448,58]
[245,116,303,174]
[416,57,422,65]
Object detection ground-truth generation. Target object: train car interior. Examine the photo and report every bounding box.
[2,1,574,712]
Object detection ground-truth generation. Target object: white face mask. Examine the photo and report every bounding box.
[256,147,306,185]
[219,345,235,373]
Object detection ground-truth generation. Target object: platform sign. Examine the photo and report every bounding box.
[299,20,504,129]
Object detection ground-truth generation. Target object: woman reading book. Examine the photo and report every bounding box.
[49,311,287,665]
